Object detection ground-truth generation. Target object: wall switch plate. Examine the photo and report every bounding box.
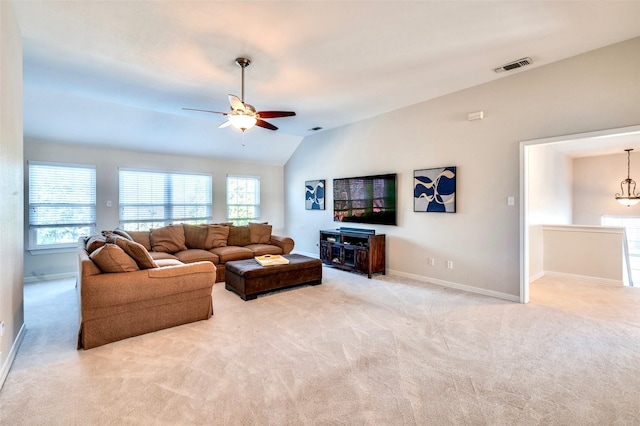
[428,257,435,266]
[447,260,454,269]
[507,196,515,206]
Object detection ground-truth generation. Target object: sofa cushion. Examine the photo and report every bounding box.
[151,225,187,253]
[227,225,251,247]
[128,231,152,251]
[249,222,272,244]
[210,246,254,263]
[244,243,283,257]
[86,235,106,254]
[114,238,158,270]
[174,249,219,265]
[90,244,140,273]
[149,252,180,261]
[183,224,210,249]
[206,225,230,248]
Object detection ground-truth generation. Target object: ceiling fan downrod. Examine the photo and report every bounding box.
[235,57,251,103]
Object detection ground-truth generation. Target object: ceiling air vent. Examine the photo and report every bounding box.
[494,57,533,73]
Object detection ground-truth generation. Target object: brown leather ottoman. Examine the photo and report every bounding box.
[225,254,322,300]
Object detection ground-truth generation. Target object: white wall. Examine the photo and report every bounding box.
[527,143,573,280]
[0,1,25,387]
[285,37,640,300]
[23,140,285,280]
[543,225,625,284]
[573,151,640,225]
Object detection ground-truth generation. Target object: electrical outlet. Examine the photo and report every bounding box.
[0,321,4,337]
[447,260,453,269]
[428,257,435,266]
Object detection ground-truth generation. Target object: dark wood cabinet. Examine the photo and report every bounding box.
[319,229,385,278]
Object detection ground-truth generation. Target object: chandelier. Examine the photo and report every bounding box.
[615,149,640,207]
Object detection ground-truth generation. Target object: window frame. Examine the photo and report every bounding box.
[118,168,213,231]
[28,161,97,250]
[226,175,261,226]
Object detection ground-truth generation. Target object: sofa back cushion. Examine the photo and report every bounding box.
[183,224,210,249]
[90,244,140,273]
[249,222,272,244]
[114,237,158,269]
[151,225,187,253]
[227,225,251,247]
[206,225,230,248]
[128,231,152,251]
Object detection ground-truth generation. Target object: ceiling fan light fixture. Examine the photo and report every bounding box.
[229,113,257,131]
[615,149,640,207]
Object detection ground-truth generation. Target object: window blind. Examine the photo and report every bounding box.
[227,175,260,225]
[28,162,96,249]
[119,169,212,231]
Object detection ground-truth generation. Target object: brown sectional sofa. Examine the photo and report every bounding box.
[127,223,294,283]
[77,223,294,349]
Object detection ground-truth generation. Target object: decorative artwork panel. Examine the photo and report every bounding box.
[414,167,456,213]
[305,179,325,210]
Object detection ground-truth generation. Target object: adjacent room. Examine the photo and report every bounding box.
[2,1,640,423]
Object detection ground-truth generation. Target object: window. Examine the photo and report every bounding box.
[119,169,212,231]
[28,161,96,249]
[227,175,260,225]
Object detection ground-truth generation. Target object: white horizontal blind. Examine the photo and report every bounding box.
[28,161,96,249]
[119,169,212,231]
[227,175,260,225]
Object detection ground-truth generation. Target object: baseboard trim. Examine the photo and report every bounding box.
[0,323,26,391]
[24,272,78,284]
[292,250,319,259]
[543,271,623,286]
[387,269,521,303]
[529,271,545,283]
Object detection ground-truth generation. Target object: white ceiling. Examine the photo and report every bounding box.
[11,1,640,165]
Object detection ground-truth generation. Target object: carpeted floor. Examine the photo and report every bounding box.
[2,267,640,425]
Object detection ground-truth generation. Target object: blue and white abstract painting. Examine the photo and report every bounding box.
[305,179,325,210]
[414,167,456,213]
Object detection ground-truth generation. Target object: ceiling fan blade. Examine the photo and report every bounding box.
[257,111,296,119]
[218,120,231,128]
[182,107,226,115]
[229,94,245,112]
[256,119,278,131]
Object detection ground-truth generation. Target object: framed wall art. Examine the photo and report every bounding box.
[305,179,325,210]
[414,167,456,213]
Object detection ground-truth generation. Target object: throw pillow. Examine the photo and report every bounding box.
[249,222,272,244]
[227,225,251,247]
[150,225,187,253]
[114,238,158,270]
[86,235,106,254]
[90,244,140,273]
[183,224,209,249]
[206,225,230,248]
[113,228,134,241]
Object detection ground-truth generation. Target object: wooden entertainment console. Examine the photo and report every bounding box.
[319,228,385,278]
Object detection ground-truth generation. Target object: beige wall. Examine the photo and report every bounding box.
[23,140,285,280]
[573,151,640,225]
[0,1,25,387]
[284,37,640,300]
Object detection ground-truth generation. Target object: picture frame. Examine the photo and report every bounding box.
[305,179,325,210]
[414,167,456,213]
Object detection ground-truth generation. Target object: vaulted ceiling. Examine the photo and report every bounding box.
[11,1,640,165]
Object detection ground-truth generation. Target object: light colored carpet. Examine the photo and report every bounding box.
[2,267,640,425]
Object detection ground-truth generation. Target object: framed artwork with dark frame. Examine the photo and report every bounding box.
[414,167,456,213]
[305,179,325,210]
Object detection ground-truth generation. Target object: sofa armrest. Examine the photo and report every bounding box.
[80,261,216,309]
[269,235,294,254]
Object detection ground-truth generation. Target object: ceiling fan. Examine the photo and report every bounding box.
[183,57,296,132]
